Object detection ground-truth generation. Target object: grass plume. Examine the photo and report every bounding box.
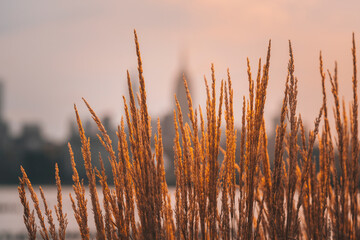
[18,31,360,240]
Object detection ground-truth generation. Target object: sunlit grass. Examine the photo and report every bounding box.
[18,31,360,239]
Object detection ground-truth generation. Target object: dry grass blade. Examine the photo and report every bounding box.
[74,104,106,240]
[17,31,360,240]
[20,166,50,240]
[68,142,89,240]
[18,176,37,240]
[54,163,68,240]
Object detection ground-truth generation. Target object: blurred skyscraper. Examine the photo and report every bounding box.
[0,81,9,150]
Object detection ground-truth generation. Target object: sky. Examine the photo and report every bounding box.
[0,0,359,141]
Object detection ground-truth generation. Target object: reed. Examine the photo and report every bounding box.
[18,31,360,240]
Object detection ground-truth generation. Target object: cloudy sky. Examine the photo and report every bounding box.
[0,0,359,141]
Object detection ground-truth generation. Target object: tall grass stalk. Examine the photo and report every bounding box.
[19,31,360,240]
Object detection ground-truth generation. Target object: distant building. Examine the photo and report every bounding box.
[0,80,15,183]
[17,124,43,151]
[0,81,4,121]
[0,81,9,150]
[174,67,192,122]
[150,65,193,185]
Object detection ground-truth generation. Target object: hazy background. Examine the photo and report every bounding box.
[0,0,359,142]
[1,1,360,237]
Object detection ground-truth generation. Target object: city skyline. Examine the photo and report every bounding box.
[0,1,360,141]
